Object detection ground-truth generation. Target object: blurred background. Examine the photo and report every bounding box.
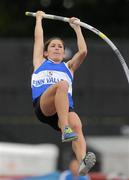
[0,0,129,179]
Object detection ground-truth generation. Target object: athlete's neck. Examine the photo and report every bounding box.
[47,58,62,64]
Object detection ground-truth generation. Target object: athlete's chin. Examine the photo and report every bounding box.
[52,57,63,62]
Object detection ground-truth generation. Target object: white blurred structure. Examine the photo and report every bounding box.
[87,136,129,177]
[0,143,59,176]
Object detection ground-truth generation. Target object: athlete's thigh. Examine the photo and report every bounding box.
[40,84,58,116]
[68,112,82,132]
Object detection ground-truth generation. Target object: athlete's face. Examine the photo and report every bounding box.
[44,39,65,62]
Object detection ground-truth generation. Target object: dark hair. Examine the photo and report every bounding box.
[44,37,65,52]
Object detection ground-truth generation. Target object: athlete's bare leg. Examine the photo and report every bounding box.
[68,112,96,175]
[68,112,86,162]
[40,80,69,132]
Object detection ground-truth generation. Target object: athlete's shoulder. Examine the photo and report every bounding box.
[33,58,46,72]
[64,61,74,75]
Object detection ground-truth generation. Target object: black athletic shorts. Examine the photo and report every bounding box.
[33,96,74,131]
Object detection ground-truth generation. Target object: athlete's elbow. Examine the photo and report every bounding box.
[80,49,87,59]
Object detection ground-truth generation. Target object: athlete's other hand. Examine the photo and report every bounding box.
[35,10,45,20]
[69,17,80,30]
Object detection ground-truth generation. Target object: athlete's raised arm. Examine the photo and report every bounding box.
[67,17,87,72]
[33,11,45,70]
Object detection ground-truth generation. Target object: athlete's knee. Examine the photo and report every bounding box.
[72,122,82,133]
[57,80,69,92]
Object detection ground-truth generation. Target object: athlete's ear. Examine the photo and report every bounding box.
[63,52,65,59]
[43,51,48,58]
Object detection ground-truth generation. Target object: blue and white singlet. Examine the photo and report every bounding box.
[31,59,74,108]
